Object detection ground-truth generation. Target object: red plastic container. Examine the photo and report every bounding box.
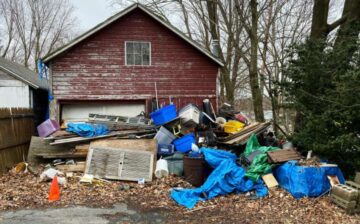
[37,119,60,137]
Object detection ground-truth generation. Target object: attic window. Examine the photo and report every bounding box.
[125,41,151,66]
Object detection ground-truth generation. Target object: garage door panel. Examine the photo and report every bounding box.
[62,103,145,121]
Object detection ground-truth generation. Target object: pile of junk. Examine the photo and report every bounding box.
[30,99,355,212]
[149,100,353,211]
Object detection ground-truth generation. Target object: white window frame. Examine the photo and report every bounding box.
[125,41,151,66]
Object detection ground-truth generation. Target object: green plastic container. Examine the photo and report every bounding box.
[164,152,184,176]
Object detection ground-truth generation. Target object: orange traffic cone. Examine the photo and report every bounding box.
[48,176,60,202]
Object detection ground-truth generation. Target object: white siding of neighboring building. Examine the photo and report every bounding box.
[0,72,30,108]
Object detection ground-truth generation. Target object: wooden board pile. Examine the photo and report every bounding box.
[28,114,158,181]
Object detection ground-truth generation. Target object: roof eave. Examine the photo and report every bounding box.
[0,66,39,89]
[42,3,224,67]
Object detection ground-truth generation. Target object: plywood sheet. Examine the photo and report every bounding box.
[90,139,156,153]
[262,173,278,188]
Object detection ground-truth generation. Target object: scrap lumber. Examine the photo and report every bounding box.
[50,130,156,145]
[27,136,76,166]
[56,162,86,172]
[35,151,87,159]
[221,122,271,145]
[262,173,279,188]
[85,147,154,182]
[267,149,302,163]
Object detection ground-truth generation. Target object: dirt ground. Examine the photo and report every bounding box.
[1,171,359,223]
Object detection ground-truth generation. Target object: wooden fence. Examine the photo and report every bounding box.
[0,108,34,173]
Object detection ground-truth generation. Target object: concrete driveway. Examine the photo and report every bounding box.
[0,203,165,224]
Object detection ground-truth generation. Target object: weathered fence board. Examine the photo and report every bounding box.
[0,108,34,173]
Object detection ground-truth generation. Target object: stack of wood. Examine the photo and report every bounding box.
[219,122,271,145]
[27,114,157,175]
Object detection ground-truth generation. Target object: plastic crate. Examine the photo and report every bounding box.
[37,119,60,137]
[157,144,175,156]
[154,126,176,145]
[179,104,200,126]
[150,104,177,126]
[164,152,184,176]
[224,120,245,134]
[172,133,196,153]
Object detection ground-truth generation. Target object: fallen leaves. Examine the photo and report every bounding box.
[0,171,359,223]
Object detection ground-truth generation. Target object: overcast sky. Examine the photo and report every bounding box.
[70,0,117,31]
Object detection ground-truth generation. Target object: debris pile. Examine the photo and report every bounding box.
[1,98,357,220]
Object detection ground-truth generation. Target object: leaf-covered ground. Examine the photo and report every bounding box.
[1,171,359,223]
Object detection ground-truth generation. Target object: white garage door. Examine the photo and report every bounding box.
[62,103,145,122]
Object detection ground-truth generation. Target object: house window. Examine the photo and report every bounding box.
[125,41,151,66]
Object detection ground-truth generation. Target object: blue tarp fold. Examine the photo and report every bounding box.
[170,148,268,209]
[274,161,345,199]
[66,123,109,138]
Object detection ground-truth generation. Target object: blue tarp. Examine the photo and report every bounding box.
[66,123,109,138]
[274,161,345,199]
[170,148,268,209]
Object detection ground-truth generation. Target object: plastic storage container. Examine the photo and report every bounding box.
[154,126,176,145]
[157,144,175,156]
[37,119,60,137]
[172,133,196,153]
[179,104,200,126]
[224,120,245,134]
[150,104,177,126]
[164,152,184,176]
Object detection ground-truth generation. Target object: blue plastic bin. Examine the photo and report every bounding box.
[158,144,175,156]
[150,104,177,126]
[173,133,196,153]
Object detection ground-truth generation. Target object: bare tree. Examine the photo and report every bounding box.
[0,0,77,68]
[110,0,317,124]
[0,0,16,57]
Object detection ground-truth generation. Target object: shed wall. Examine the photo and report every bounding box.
[50,8,219,119]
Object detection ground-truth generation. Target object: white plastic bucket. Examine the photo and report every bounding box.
[155,159,169,178]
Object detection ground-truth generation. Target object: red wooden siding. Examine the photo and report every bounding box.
[50,8,219,113]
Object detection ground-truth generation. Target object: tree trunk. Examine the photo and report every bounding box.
[249,0,265,122]
[310,0,330,39]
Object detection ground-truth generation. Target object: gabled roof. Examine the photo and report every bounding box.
[0,57,48,90]
[42,3,223,66]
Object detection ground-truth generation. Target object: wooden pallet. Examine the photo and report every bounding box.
[267,149,302,163]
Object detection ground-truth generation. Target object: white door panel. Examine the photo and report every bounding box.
[62,103,145,121]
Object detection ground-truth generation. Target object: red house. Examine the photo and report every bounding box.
[43,4,223,122]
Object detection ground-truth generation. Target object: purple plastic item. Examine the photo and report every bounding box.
[37,119,60,137]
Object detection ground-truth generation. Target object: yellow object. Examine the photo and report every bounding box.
[224,120,245,134]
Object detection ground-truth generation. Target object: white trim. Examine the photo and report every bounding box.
[42,4,223,67]
[124,41,151,66]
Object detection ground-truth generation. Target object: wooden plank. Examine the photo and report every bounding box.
[222,123,270,145]
[262,173,279,188]
[90,139,156,153]
[0,140,30,151]
[36,152,87,159]
[56,162,86,172]
[50,130,155,145]
[27,136,76,166]
[0,108,34,173]
[267,149,302,163]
